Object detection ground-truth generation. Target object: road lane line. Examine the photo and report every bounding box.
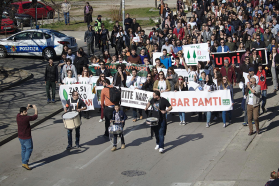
[79,123,143,170]
[0,176,8,183]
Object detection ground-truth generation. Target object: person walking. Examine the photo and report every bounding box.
[246,77,261,135]
[17,104,38,170]
[256,64,267,114]
[64,91,87,149]
[145,91,172,153]
[84,25,95,57]
[84,2,93,26]
[61,0,71,25]
[268,47,279,92]
[45,58,58,103]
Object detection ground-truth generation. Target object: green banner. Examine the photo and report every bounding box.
[89,63,152,77]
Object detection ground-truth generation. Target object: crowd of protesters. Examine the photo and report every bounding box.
[44,0,279,138]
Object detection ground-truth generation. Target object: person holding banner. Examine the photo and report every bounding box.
[64,91,87,149]
[220,76,234,128]
[94,73,107,122]
[153,72,171,93]
[113,64,127,87]
[62,70,77,85]
[145,91,172,153]
[166,67,178,91]
[127,69,144,122]
[96,62,112,78]
[174,76,188,125]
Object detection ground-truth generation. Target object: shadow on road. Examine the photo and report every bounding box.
[126,136,152,147]
[164,133,204,153]
[29,147,89,169]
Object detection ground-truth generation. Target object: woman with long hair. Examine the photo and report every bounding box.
[166,67,178,91]
[113,64,127,87]
[62,70,77,85]
[102,50,111,63]
[62,45,69,55]
[78,70,90,84]
[174,75,188,124]
[204,74,217,127]
[94,73,106,122]
[153,71,171,92]
[151,67,159,81]
[116,26,126,56]
[220,76,234,128]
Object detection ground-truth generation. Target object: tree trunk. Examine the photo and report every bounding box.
[155,0,157,8]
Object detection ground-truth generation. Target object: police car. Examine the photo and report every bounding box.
[0,29,78,59]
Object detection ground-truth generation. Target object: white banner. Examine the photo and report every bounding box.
[121,88,154,109]
[183,43,210,65]
[120,88,232,112]
[59,84,95,110]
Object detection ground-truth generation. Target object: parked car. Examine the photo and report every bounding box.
[12,1,54,19]
[0,29,78,59]
[3,7,33,27]
[1,14,16,34]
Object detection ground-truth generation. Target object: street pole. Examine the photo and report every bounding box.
[35,4,37,27]
[122,0,125,29]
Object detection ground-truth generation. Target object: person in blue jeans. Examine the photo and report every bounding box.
[61,0,71,25]
[110,105,127,151]
[64,91,87,150]
[16,104,38,170]
[204,74,217,128]
[174,75,188,125]
[145,91,172,153]
[220,76,234,128]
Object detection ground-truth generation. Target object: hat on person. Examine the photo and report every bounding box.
[249,67,254,72]
[98,15,102,17]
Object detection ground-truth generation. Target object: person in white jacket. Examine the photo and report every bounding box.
[61,0,71,25]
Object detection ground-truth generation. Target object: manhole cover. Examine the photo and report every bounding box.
[121,170,146,177]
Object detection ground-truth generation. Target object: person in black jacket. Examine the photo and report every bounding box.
[251,34,265,49]
[84,25,95,56]
[74,51,88,75]
[96,61,112,77]
[45,58,58,103]
[131,18,140,34]
[142,73,154,92]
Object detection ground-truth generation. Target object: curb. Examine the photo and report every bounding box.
[0,72,34,93]
[0,108,63,147]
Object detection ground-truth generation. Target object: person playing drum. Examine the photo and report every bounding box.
[145,91,172,153]
[110,104,127,152]
[64,91,87,150]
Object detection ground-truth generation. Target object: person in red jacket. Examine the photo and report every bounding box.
[173,23,185,40]
[220,59,236,86]
[16,105,38,170]
[256,63,267,114]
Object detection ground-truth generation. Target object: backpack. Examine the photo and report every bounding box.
[106,86,121,104]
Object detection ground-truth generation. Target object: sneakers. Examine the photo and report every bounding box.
[206,122,209,128]
[22,164,32,170]
[213,116,218,121]
[154,145,159,150]
[66,145,72,150]
[179,121,183,125]
[243,122,248,126]
[159,148,164,153]
[47,99,50,103]
[51,99,55,103]
[111,146,117,152]
[99,119,103,122]
[139,116,143,120]
[121,144,125,149]
[182,121,186,125]
[223,123,226,128]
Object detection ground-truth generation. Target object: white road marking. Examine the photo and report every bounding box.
[193,181,236,186]
[53,178,74,186]
[79,123,143,170]
[29,162,45,168]
[0,176,8,183]
[171,183,192,186]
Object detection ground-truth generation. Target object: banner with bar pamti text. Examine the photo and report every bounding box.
[121,88,232,112]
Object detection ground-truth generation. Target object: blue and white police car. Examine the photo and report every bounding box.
[0,29,78,59]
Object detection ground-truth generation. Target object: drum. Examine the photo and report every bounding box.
[62,111,81,129]
[146,117,158,126]
[109,125,123,134]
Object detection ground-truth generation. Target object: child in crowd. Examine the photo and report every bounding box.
[111,104,127,151]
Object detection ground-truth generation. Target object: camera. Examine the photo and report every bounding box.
[29,105,33,108]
